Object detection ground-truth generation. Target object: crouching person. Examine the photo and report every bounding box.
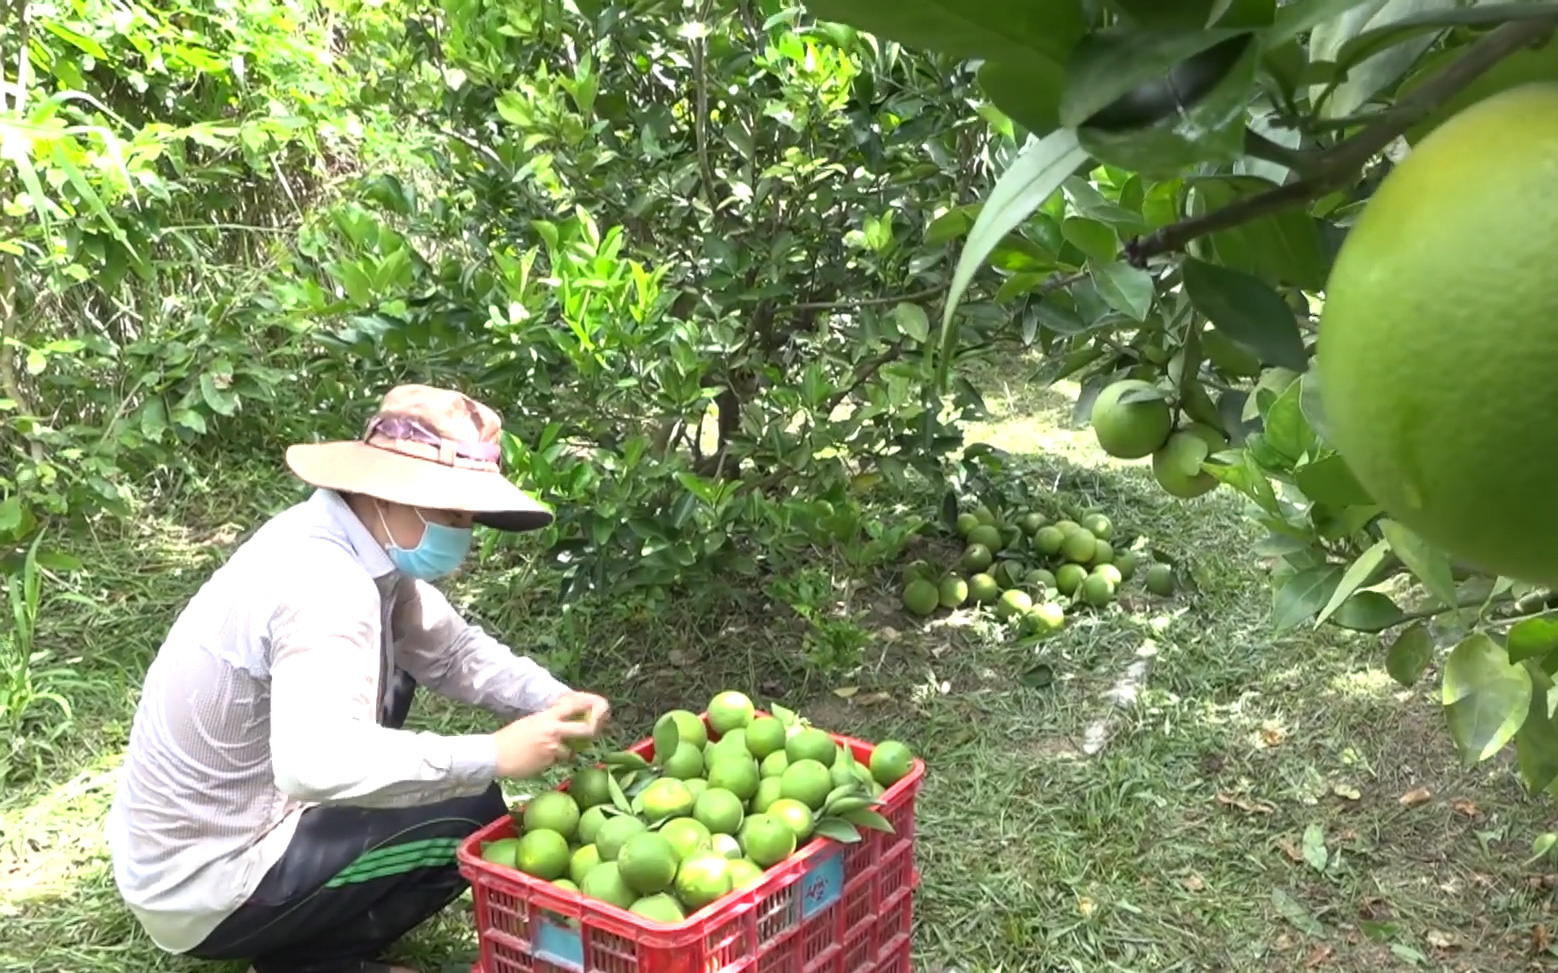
[107,385,611,973]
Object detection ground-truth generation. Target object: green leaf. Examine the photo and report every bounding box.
[1314,537,1389,627]
[1442,632,1532,764]
[1262,379,1316,463]
[1062,217,1117,261]
[1532,833,1558,864]
[652,718,679,764]
[1090,260,1155,321]
[1301,823,1328,872]
[1102,0,1223,27]
[769,702,801,726]
[1272,564,1344,630]
[1334,4,1558,82]
[978,59,1066,138]
[892,302,931,343]
[602,750,652,771]
[812,817,865,843]
[1330,591,1406,633]
[1379,519,1457,611]
[607,771,632,813]
[1517,672,1558,794]
[801,0,1087,63]
[1059,28,1248,129]
[0,496,21,534]
[939,129,1091,373]
[1184,176,1330,290]
[840,807,896,833]
[1267,0,1381,43]
[1182,259,1309,372]
[1293,454,1374,507]
[1074,36,1258,176]
[1508,616,1558,664]
[1312,0,1461,120]
[1385,622,1433,687]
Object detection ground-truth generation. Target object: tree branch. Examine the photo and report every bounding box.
[1124,15,1558,268]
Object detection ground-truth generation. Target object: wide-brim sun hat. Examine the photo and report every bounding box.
[285,384,554,532]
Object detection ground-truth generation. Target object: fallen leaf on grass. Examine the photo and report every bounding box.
[1077,895,1096,918]
[1277,836,1304,864]
[878,627,901,642]
[1449,798,1481,818]
[1257,725,1287,748]
[855,692,893,705]
[1331,783,1360,801]
[1304,944,1334,968]
[1425,929,1455,949]
[1399,787,1433,807]
[667,647,701,667]
[1217,792,1277,815]
[832,687,858,698]
[1182,873,1205,892]
[1533,924,1550,954]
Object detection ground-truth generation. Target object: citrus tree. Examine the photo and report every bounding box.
[788,0,1558,796]
[280,0,1052,600]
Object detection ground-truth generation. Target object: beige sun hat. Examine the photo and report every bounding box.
[285,384,553,532]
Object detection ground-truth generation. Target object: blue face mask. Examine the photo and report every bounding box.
[379,505,473,581]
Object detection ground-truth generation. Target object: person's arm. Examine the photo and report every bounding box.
[267,562,500,808]
[390,577,573,723]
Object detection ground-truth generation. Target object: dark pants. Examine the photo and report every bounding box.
[189,671,506,973]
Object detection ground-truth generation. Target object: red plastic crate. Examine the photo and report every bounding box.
[458,714,922,973]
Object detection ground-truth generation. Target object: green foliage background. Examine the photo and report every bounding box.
[5,0,1558,799]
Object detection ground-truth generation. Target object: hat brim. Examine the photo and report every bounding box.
[285,442,554,533]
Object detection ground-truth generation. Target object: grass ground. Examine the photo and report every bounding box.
[3,358,1557,973]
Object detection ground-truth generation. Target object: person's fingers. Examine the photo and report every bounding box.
[554,717,597,741]
[546,693,595,722]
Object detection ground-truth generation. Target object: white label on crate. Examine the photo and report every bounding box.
[535,918,585,970]
[799,850,844,921]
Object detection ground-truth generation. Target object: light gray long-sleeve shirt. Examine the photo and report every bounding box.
[105,488,571,954]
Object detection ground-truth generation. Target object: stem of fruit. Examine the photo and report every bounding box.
[1123,14,1558,268]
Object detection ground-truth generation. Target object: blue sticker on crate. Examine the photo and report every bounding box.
[800,851,844,920]
[535,918,585,971]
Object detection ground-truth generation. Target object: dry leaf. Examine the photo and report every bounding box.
[1182,873,1205,892]
[1332,784,1361,801]
[1450,798,1481,818]
[1336,829,1358,843]
[1277,837,1304,863]
[1304,945,1334,968]
[878,627,901,642]
[1426,930,1455,949]
[1217,792,1277,815]
[1077,896,1096,919]
[1532,924,1550,953]
[856,692,892,706]
[1399,787,1433,807]
[667,647,700,667]
[1274,933,1295,951]
[1257,725,1287,748]
[832,686,859,698]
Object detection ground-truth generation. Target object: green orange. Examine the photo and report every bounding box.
[1317,83,1558,586]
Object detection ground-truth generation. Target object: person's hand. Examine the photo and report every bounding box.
[492,697,600,779]
[548,690,611,735]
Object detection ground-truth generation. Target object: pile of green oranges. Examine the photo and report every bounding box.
[479,691,915,923]
[900,501,1176,635]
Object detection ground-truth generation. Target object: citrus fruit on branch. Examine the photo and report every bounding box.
[1316,82,1558,586]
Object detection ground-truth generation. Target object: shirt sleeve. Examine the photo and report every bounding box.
[267,560,499,808]
[390,577,572,723]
